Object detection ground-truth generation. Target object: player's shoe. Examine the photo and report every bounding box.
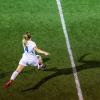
[3,80,13,90]
[38,64,46,70]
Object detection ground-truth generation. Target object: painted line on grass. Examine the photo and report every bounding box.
[56,0,84,100]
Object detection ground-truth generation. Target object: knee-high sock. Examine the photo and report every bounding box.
[10,71,19,80]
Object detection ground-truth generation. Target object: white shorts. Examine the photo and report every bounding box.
[19,54,40,67]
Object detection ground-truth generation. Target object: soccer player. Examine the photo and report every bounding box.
[3,32,49,89]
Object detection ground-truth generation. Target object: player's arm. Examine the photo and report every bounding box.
[34,47,49,56]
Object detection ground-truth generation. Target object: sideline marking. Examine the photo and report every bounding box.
[56,0,84,100]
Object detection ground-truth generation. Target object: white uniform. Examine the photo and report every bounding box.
[19,40,39,67]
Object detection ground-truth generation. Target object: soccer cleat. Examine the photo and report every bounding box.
[42,64,46,69]
[3,80,13,90]
[38,64,46,70]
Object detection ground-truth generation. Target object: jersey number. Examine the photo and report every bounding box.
[25,46,28,52]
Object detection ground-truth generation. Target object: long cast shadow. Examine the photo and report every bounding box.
[22,53,100,92]
[21,67,72,92]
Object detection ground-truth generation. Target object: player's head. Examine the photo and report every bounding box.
[22,32,32,46]
[23,32,31,40]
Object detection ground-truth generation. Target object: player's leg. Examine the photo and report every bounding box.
[36,55,43,66]
[11,64,25,80]
[3,64,25,89]
[36,55,46,70]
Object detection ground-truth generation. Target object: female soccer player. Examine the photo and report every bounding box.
[4,32,49,89]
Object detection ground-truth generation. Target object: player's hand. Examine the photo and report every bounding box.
[44,52,50,56]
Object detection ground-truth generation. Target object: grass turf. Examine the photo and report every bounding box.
[0,0,77,100]
[0,0,100,100]
[62,0,100,100]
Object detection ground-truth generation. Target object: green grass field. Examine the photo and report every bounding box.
[0,0,100,100]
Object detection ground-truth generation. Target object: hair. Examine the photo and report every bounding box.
[22,32,32,46]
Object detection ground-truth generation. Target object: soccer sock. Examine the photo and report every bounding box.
[10,71,19,81]
[38,63,43,69]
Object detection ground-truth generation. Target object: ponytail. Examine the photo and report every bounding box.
[22,38,27,47]
[22,32,31,47]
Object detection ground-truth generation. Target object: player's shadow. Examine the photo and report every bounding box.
[77,53,100,70]
[22,53,100,92]
[0,71,11,79]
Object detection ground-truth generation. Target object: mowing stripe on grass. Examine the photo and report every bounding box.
[56,0,84,100]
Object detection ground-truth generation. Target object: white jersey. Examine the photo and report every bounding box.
[19,40,39,67]
[23,40,36,56]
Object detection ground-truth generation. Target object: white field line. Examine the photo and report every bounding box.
[56,0,84,100]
